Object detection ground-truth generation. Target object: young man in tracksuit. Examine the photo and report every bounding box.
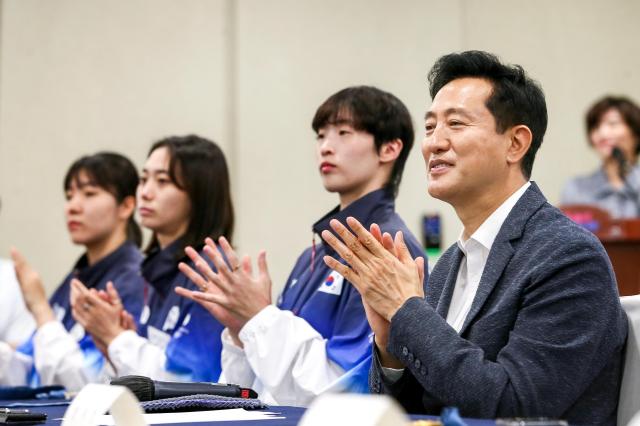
[177,86,428,406]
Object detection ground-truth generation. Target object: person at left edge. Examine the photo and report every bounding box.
[0,198,35,349]
[72,135,234,382]
[0,152,144,390]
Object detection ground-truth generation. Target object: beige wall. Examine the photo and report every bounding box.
[1,0,639,295]
[0,0,232,289]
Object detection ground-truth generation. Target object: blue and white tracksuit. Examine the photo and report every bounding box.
[0,241,144,390]
[107,239,224,382]
[220,189,428,406]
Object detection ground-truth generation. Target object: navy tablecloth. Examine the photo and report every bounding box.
[0,399,497,425]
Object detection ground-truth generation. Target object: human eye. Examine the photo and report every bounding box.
[64,191,73,201]
[425,121,436,135]
[82,186,99,197]
[139,175,148,184]
[448,118,465,128]
[337,125,354,136]
[156,174,171,185]
[316,131,325,141]
[608,118,623,128]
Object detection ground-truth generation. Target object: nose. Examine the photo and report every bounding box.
[422,123,450,158]
[137,180,154,201]
[318,134,336,157]
[65,193,82,215]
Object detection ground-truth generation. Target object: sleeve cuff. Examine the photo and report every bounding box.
[33,320,67,345]
[388,296,437,358]
[372,341,405,385]
[238,305,281,344]
[221,328,245,355]
[381,366,405,383]
[108,329,139,359]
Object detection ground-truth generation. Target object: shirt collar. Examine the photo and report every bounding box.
[142,238,186,296]
[457,181,531,253]
[73,241,140,288]
[312,188,395,255]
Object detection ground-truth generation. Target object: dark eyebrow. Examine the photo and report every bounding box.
[70,180,98,191]
[141,168,170,176]
[77,181,98,189]
[424,108,474,121]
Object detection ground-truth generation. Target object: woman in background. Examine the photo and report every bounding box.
[0,152,144,390]
[73,135,234,382]
[561,96,640,218]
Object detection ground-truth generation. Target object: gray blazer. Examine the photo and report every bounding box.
[370,183,628,425]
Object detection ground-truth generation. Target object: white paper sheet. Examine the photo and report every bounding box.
[61,384,146,426]
[96,409,284,425]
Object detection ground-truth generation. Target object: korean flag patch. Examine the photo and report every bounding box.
[318,270,344,296]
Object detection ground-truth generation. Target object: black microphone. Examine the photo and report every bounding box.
[110,375,258,401]
[612,146,628,179]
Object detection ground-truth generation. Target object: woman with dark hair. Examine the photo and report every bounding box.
[0,152,144,390]
[72,135,233,382]
[561,96,640,218]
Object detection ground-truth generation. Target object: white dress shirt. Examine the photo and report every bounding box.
[219,305,345,407]
[446,181,531,332]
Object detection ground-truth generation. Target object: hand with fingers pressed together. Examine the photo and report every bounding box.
[321,216,425,365]
[175,236,272,346]
[70,278,129,352]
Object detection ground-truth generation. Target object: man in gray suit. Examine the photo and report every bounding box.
[320,51,627,425]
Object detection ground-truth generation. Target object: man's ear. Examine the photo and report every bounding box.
[379,139,403,164]
[506,125,532,166]
[118,195,136,221]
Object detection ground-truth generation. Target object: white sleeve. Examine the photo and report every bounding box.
[107,330,184,381]
[0,341,32,386]
[239,305,344,406]
[219,328,256,388]
[33,321,91,391]
[0,260,35,346]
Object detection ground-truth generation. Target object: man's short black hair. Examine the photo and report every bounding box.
[428,51,548,179]
[312,86,414,198]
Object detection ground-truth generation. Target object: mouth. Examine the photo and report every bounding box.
[319,162,336,173]
[428,158,454,174]
[139,207,154,216]
[67,221,82,230]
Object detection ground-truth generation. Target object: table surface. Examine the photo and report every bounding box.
[0,399,497,425]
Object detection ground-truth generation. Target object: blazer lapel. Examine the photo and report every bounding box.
[429,246,463,317]
[458,239,514,335]
[458,182,547,335]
